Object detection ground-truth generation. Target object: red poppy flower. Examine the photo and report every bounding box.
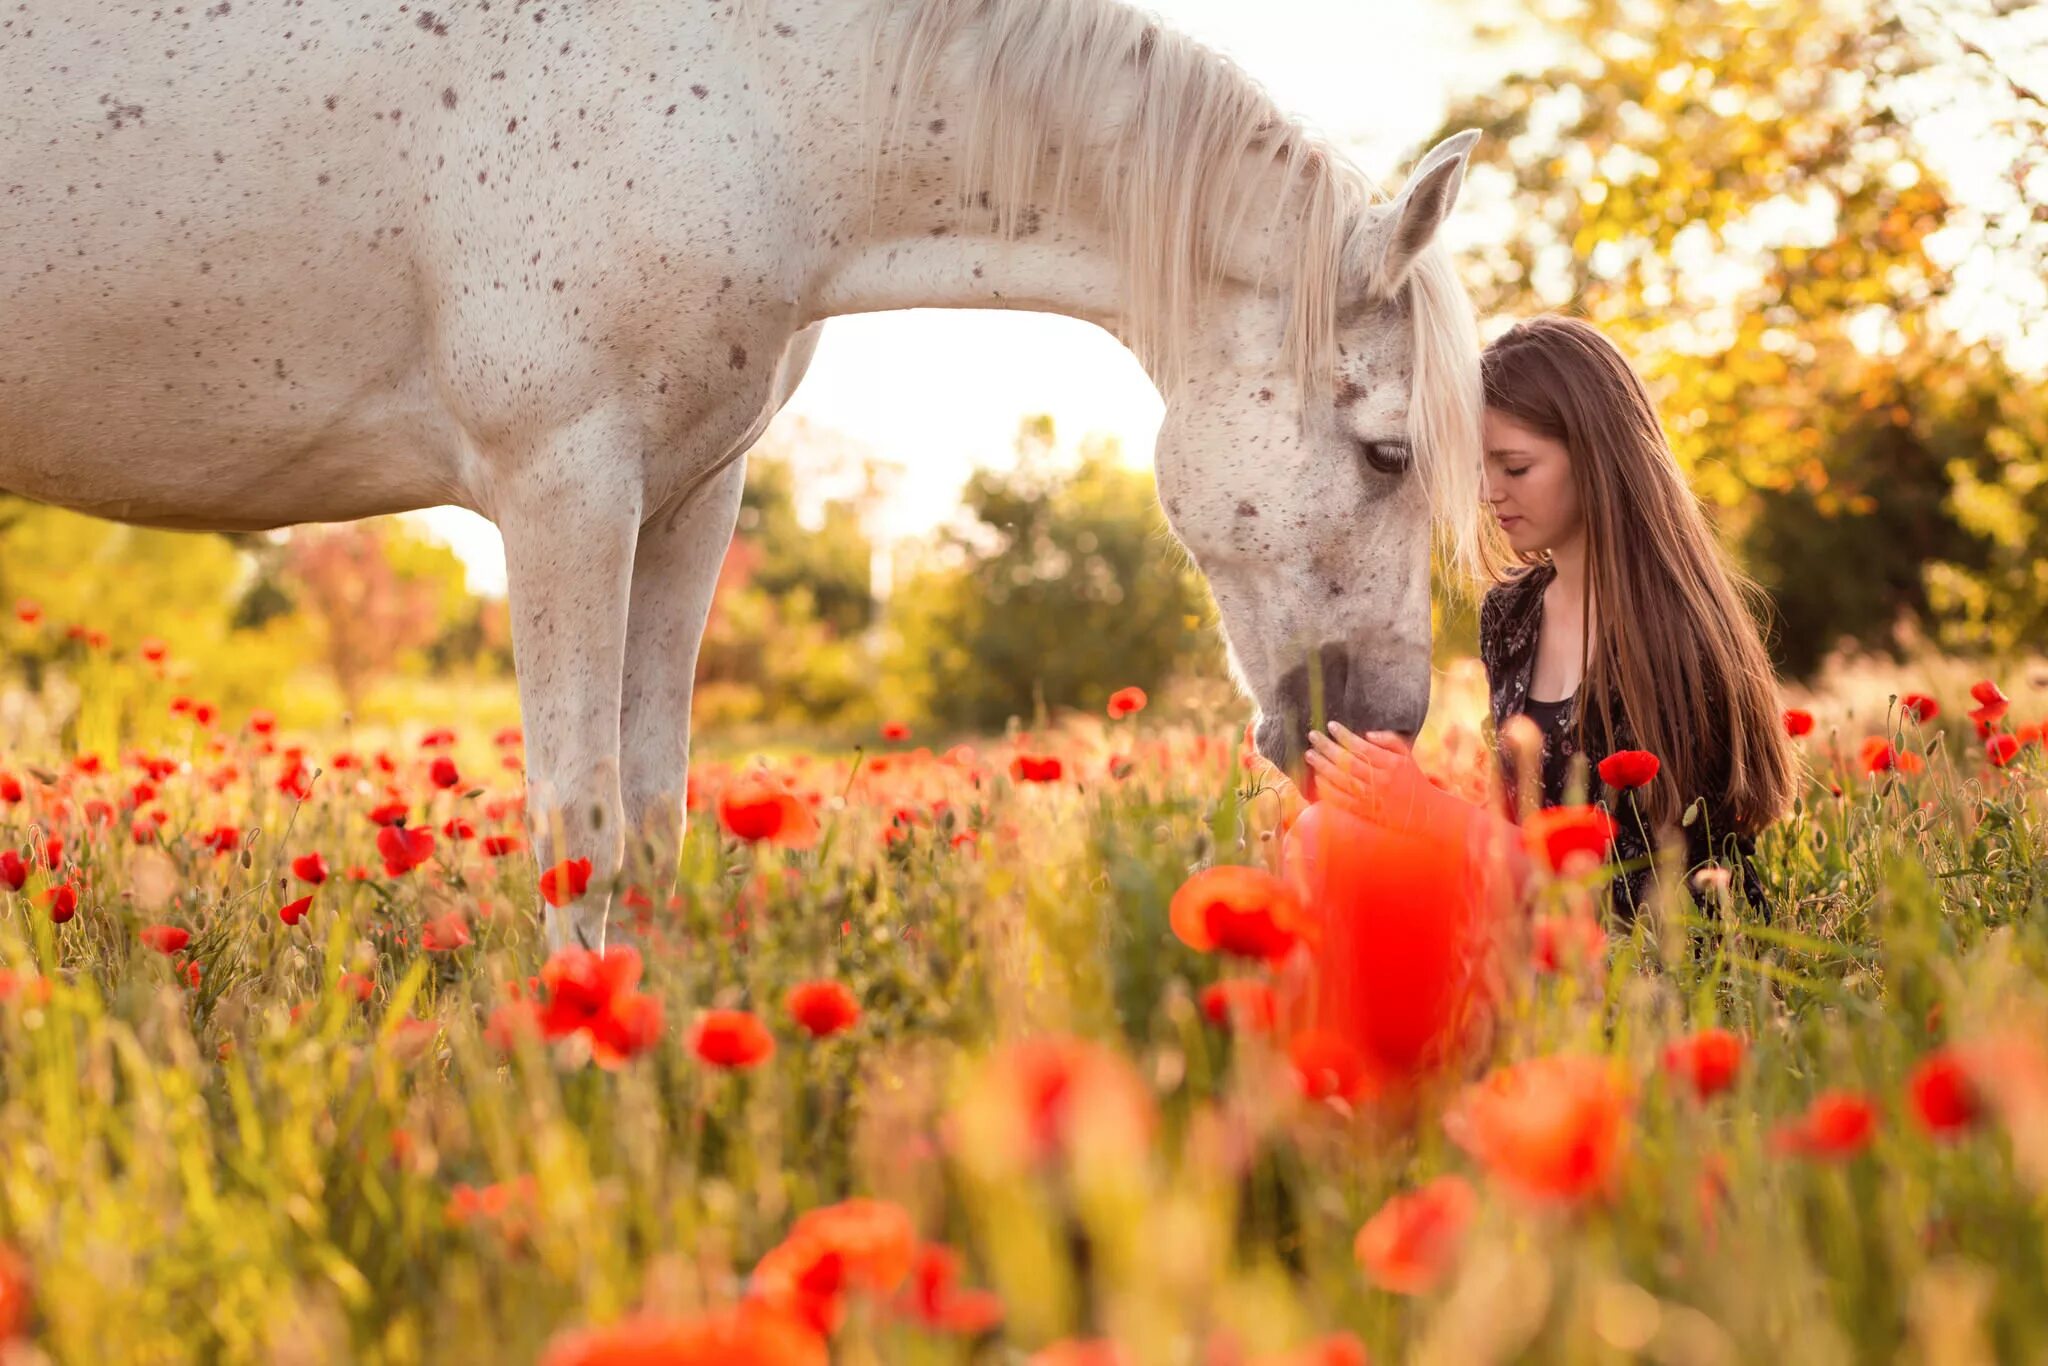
[893,1242,1005,1335]
[750,1198,918,1335]
[367,799,410,826]
[1660,1028,1745,1101]
[717,776,821,848]
[1857,737,1896,775]
[280,894,313,927]
[38,882,78,923]
[1353,1174,1477,1295]
[291,851,329,884]
[540,946,664,1068]
[139,924,190,956]
[1987,734,2021,768]
[1008,754,1065,783]
[13,598,39,626]
[1199,978,1278,1033]
[201,824,242,857]
[539,1303,826,1366]
[785,980,861,1039]
[0,852,24,893]
[690,1008,775,1069]
[376,824,435,875]
[337,971,375,1001]
[1901,693,1939,723]
[1596,749,1660,789]
[1106,686,1148,719]
[1770,1090,1878,1160]
[1968,680,2009,725]
[1445,1054,1632,1204]
[1169,864,1311,961]
[539,856,594,907]
[1521,805,1618,875]
[481,833,526,858]
[140,637,167,663]
[429,756,462,790]
[421,911,472,953]
[0,774,20,804]
[880,721,912,742]
[1907,1049,1984,1139]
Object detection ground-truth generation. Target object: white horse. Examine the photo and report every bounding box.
[0,0,1483,951]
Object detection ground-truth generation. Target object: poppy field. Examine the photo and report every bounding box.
[0,638,2044,1365]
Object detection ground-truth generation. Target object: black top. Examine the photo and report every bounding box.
[1478,560,1768,918]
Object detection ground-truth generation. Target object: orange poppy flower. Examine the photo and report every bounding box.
[1445,1054,1632,1205]
[539,856,594,907]
[750,1198,918,1335]
[539,1303,825,1366]
[1354,1173,1477,1295]
[1170,864,1312,961]
[1106,686,1148,719]
[1857,737,1895,775]
[717,775,821,848]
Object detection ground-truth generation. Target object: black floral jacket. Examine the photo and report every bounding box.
[1477,561,1768,918]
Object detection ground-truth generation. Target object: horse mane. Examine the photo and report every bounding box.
[855,0,1483,577]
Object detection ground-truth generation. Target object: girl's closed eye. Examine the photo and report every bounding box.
[1504,466,1530,478]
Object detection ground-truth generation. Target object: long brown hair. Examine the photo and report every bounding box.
[1478,314,1795,837]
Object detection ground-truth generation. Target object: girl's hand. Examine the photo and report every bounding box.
[1303,723,1435,830]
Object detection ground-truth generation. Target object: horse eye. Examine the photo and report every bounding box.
[1361,440,1412,476]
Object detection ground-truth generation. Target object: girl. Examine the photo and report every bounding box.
[1307,314,1797,917]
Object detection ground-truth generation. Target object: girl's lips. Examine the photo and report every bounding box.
[1496,515,1522,528]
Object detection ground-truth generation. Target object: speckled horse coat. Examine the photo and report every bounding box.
[0,0,1484,950]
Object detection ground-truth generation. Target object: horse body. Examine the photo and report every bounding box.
[0,0,812,528]
[1,0,1482,950]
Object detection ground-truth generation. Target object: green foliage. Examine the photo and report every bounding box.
[883,419,1228,732]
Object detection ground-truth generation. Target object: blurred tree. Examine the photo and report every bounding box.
[733,442,879,639]
[1426,0,2048,674]
[283,521,472,710]
[883,418,1227,732]
[690,446,885,731]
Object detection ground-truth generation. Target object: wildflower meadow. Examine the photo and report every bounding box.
[0,608,2042,1365]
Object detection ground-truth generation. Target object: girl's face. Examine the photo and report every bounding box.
[1482,408,1582,554]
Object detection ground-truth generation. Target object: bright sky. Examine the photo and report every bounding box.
[419,0,1478,594]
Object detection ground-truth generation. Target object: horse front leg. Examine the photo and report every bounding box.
[495,408,644,955]
[618,458,748,877]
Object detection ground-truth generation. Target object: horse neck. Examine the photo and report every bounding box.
[788,0,1305,369]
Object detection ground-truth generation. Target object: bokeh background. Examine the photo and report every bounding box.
[5,0,2047,749]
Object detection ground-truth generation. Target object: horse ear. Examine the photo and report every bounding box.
[1354,130,1479,298]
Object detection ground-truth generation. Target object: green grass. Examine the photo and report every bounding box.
[0,691,2043,1364]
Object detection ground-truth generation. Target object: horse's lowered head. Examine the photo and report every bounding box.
[1152,130,1485,776]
